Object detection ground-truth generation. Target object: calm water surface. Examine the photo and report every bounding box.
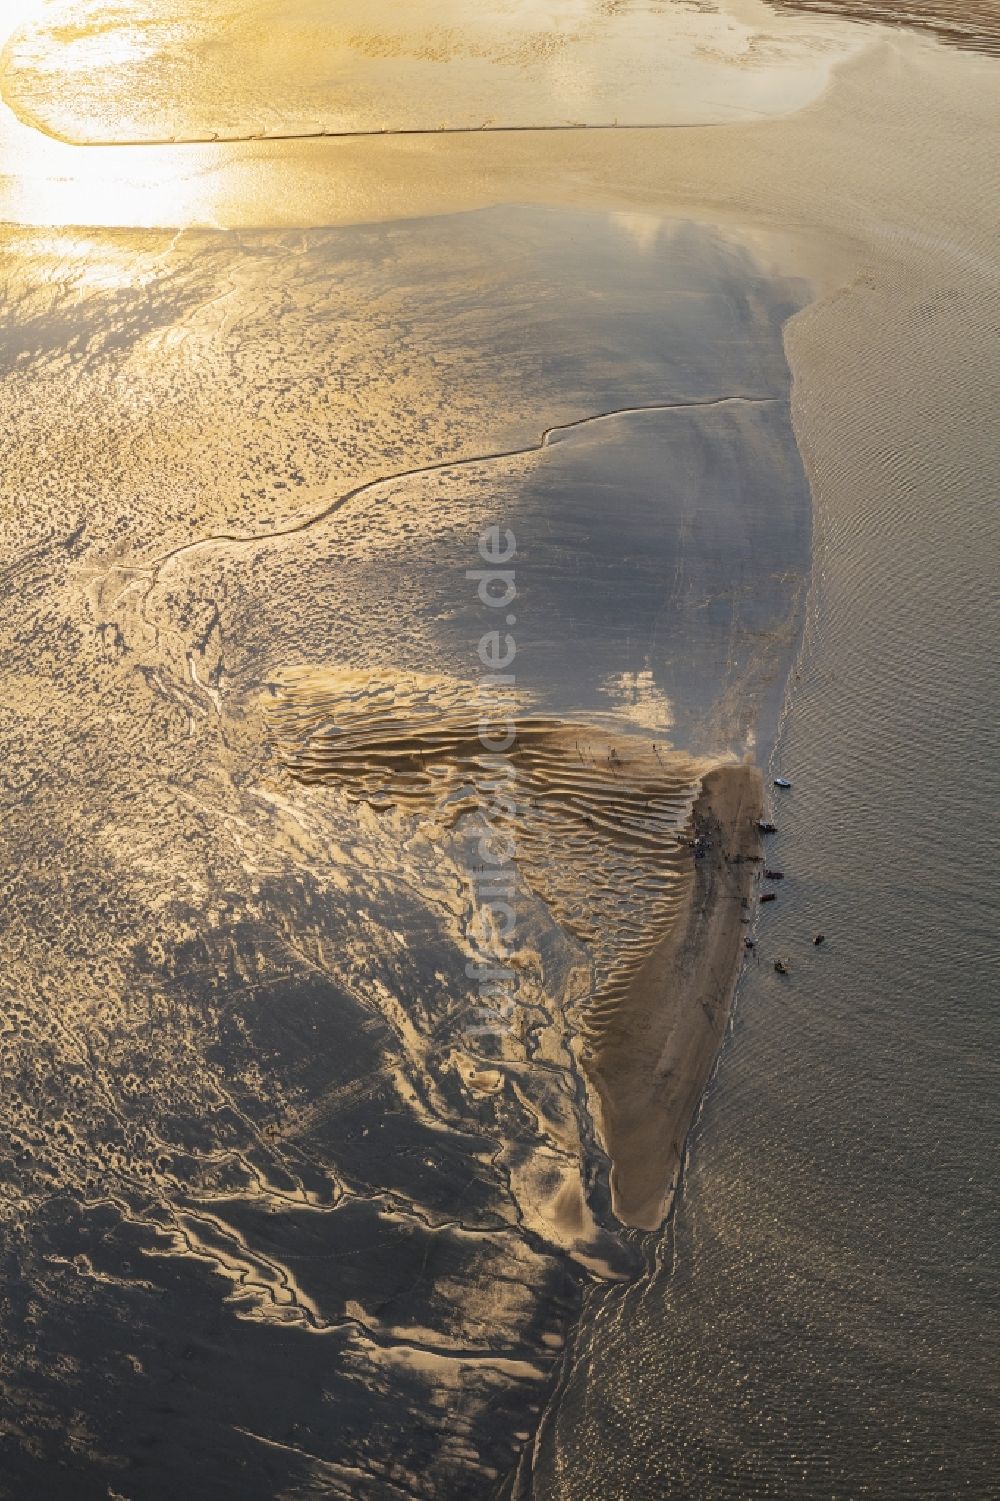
[1,3,997,1499]
[520,126,1000,1501]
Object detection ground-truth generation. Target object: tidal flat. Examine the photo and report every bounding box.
[1,204,812,1496]
[1,3,997,1498]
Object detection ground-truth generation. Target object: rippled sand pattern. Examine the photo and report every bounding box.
[0,7,994,1493]
[268,667,705,1045]
[266,670,765,1234]
[0,207,809,1493]
[767,0,1000,55]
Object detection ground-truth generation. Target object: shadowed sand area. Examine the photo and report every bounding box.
[266,669,767,1231]
[588,765,764,1231]
[0,202,811,1493]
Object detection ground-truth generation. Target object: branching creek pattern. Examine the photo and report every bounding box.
[3,0,998,1493]
[0,200,813,1497]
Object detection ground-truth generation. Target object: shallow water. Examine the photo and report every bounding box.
[518,278,1000,1495]
[0,205,814,1497]
[5,0,860,142]
[768,0,1000,55]
[517,43,1000,1501]
[1,2,998,1498]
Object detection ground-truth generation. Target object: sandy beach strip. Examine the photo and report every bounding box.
[585,763,764,1232]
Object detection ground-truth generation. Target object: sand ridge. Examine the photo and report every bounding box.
[585,763,764,1231]
[268,668,765,1233]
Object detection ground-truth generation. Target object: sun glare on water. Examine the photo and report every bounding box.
[0,1,228,232]
[0,0,868,236]
[4,0,50,33]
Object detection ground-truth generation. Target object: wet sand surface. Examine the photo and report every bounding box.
[587,765,764,1231]
[0,202,812,1496]
[766,0,1000,55]
[1,1,998,1497]
[3,0,862,143]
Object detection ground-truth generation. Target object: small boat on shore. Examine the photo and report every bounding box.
[758,820,777,833]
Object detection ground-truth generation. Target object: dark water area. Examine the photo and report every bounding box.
[519,200,1000,1500]
[173,396,810,753]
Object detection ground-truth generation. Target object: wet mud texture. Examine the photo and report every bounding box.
[0,206,809,1498]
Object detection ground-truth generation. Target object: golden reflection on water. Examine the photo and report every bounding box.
[0,0,868,231]
[0,2,218,228]
[6,0,864,146]
[3,0,46,29]
[0,3,209,228]
[0,120,221,230]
